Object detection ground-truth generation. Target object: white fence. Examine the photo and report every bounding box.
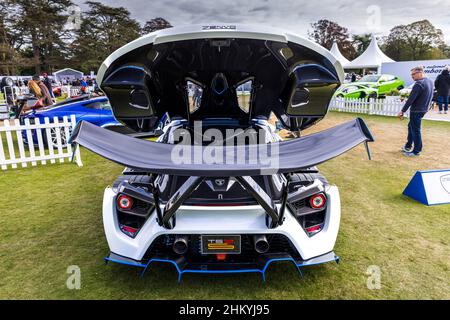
[61,85,95,98]
[0,98,8,120]
[329,97,409,117]
[0,114,82,170]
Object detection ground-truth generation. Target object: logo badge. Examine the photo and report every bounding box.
[440,174,450,194]
[215,179,226,186]
[202,25,236,30]
[201,235,241,254]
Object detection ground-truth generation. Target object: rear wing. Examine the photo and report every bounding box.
[69,118,373,176]
[70,118,373,229]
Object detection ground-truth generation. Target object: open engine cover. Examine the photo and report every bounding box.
[98,25,344,132]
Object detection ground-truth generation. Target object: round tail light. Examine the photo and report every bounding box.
[309,193,326,209]
[117,194,133,210]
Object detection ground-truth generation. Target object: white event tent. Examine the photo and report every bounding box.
[345,35,394,72]
[53,68,84,83]
[330,42,351,68]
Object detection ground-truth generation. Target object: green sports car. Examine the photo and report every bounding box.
[334,83,378,99]
[335,74,405,99]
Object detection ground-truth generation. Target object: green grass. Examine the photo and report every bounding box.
[0,112,449,299]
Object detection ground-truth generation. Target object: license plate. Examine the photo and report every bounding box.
[201,235,241,254]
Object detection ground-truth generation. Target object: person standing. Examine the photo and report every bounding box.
[26,75,52,110]
[397,66,434,157]
[42,73,55,99]
[434,67,450,114]
[80,77,88,94]
[28,75,42,99]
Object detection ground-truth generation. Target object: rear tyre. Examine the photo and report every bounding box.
[289,171,328,192]
[43,127,71,148]
[0,76,13,89]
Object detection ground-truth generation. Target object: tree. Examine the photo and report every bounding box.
[0,4,20,75]
[6,0,73,74]
[352,34,371,58]
[382,20,446,61]
[438,44,450,59]
[71,1,141,73]
[142,17,172,34]
[308,19,355,59]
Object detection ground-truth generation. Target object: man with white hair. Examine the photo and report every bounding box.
[397,66,433,157]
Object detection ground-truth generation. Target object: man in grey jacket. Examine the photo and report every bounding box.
[397,66,433,157]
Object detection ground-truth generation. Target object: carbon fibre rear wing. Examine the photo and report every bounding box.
[69,118,374,229]
[69,118,373,176]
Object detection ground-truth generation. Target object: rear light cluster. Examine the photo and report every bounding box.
[118,195,133,210]
[305,223,323,236]
[116,193,154,238]
[309,193,326,209]
[288,192,327,237]
[120,225,139,238]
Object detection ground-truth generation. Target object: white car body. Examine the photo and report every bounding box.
[70,24,374,281]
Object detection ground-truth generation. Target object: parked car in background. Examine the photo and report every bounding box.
[399,83,414,97]
[356,74,404,96]
[20,94,162,147]
[337,74,404,99]
[334,83,378,99]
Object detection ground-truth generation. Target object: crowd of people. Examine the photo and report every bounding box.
[0,72,100,115]
[3,74,98,104]
[23,74,98,107]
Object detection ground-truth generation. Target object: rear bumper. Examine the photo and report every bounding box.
[102,184,341,280]
[103,185,341,262]
[105,251,340,282]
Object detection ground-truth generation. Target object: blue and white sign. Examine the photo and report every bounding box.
[403,169,450,206]
[381,59,450,86]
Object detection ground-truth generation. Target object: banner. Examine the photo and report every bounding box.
[381,59,450,86]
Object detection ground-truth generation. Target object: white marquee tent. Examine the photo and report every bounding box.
[330,42,350,68]
[53,68,84,83]
[346,35,395,72]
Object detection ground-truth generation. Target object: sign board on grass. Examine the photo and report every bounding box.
[403,169,450,206]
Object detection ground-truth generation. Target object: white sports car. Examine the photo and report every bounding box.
[70,24,374,281]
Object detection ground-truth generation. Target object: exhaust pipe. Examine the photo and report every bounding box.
[253,235,269,254]
[173,235,189,255]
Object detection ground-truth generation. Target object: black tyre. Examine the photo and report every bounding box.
[0,76,13,89]
[288,171,328,192]
[368,92,377,100]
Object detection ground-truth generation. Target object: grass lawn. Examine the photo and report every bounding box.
[0,112,449,299]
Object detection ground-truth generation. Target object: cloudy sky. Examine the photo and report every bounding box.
[72,0,450,43]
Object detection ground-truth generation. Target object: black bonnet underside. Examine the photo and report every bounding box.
[101,38,341,132]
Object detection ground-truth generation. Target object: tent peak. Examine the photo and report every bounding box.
[345,34,394,70]
[330,41,351,67]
